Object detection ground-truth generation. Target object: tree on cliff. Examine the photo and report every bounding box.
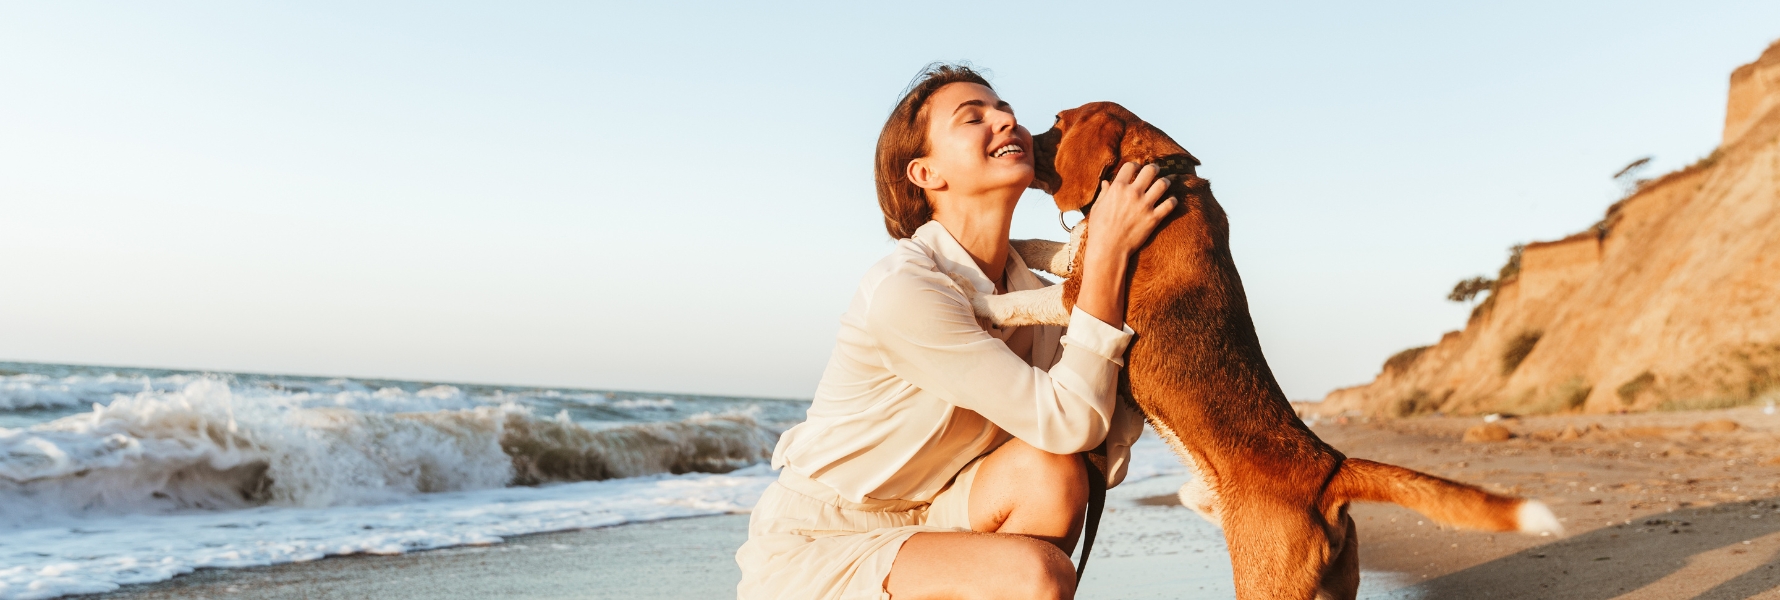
[1497,244,1525,280]
[1447,244,1526,304]
[1613,156,1652,198]
[1447,277,1494,303]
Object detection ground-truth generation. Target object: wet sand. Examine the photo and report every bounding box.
[93,406,1780,599]
[88,515,755,600]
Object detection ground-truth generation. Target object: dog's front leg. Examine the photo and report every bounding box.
[1010,239,1070,278]
[980,286,1070,327]
[1010,222,1088,278]
[946,276,1071,328]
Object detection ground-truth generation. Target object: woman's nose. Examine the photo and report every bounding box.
[990,109,1017,132]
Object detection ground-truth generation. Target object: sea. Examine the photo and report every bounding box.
[0,361,1189,599]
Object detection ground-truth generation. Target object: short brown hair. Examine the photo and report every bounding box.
[874,63,993,239]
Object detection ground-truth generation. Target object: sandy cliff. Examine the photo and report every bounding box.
[1313,40,1780,418]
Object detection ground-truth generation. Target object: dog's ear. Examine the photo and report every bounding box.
[1050,111,1125,213]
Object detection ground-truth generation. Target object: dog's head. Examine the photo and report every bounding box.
[1030,101,1198,213]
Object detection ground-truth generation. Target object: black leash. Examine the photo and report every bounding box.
[1075,451,1108,587]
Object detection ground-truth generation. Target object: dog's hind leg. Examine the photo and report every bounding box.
[1224,502,1339,600]
[1315,508,1360,600]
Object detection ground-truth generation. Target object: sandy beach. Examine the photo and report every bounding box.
[92,406,1780,599]
[1320,406,1780,599]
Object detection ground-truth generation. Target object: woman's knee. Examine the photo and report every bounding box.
[985,537,1076,600]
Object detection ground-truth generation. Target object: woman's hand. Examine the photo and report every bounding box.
[1073,162,1176,329]
[1088,162,1176,260]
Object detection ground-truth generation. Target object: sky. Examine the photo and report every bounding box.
[2,2,1777,400]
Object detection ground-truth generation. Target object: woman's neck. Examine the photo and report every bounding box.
[931,193,1018,292]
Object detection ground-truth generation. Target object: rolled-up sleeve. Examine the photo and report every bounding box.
[865,269,1133,455]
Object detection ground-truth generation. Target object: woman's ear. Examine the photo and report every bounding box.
[1051,115,1123,212]
[907,157,947,192]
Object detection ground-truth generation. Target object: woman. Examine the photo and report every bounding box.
[736,64,1176,600]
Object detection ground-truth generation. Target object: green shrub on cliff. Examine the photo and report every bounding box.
[1616,371,1657,406]
[1383,346,1431,375]
[1393,389,1443,418]
[1502,331,1542,375]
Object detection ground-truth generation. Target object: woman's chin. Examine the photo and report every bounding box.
[989,162,1036,189]
[984,178,1035,196]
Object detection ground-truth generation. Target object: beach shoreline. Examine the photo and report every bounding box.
[92,406,1780,599]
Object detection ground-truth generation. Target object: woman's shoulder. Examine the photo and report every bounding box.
[856,237,966,317]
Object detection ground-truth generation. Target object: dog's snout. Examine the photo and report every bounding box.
[1031,128,1061,156]
[1028,128,1063,194]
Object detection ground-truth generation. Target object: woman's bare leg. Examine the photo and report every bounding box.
[884,438,1089,599]
[966,437,1089,552]
[886,532,1075,600]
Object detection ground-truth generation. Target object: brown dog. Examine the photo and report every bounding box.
[965,102,1561,599]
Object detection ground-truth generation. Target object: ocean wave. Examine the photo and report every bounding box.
[609,397,674,409]
[0,373,197,411]
[0,378,777,526]
[292,383,489,413]
[505,411,774,484]
[0,371,493,415]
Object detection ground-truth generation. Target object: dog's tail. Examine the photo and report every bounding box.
[1328,458,1563,535]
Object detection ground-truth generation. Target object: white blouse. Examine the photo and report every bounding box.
[772,220,1146,504]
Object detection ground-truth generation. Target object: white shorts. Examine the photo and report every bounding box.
[734,456,986,600]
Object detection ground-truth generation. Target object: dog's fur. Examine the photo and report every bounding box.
[966,102,1561,600]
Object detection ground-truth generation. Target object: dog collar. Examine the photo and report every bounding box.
[1061,153,1197,232]
[1150,154,1198,178]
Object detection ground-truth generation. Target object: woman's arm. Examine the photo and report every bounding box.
[866,269,1130,454]
[1072,162,1177,329]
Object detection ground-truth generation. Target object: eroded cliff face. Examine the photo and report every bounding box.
[1314,40,1780,418]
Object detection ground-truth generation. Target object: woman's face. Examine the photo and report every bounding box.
[914,82,1034,196]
